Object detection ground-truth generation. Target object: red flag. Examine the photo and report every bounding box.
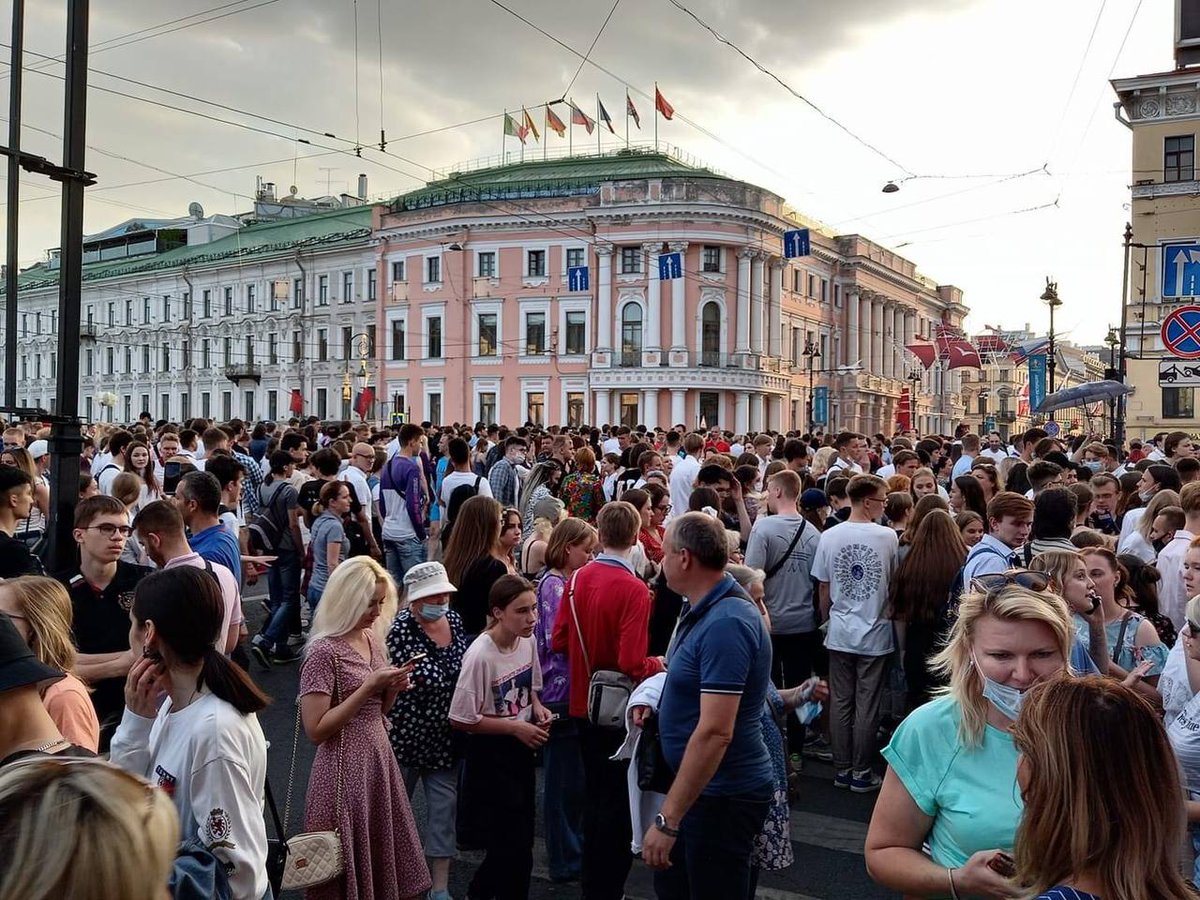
[289,389,303,415]
[569,101,595,134]
[354,386,375,420]
[546,105,567,137]
[627,91,641,129]
[896,387,912,432]
[905,337,937,369]
[939,337,983,369]
[655,86,674,120]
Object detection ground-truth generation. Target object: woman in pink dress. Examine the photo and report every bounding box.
[300,556,431,900]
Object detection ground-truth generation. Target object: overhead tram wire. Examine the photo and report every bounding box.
[1045,0,1109,164]
[562,0,622,98]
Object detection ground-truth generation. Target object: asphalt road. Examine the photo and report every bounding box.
[242,590,897,900]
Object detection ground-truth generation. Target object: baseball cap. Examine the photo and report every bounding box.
[800,488,829,511]
[27,440,48,460]
[0,613,63,693]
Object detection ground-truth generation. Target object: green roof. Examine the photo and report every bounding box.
[392,149,722,212]
[6,205,373,294]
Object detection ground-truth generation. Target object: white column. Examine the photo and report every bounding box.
[735,391,750,434]
[669,242,688,356]
[643,242,662,354]
[670,388,686,427]
[859,296,872,369]
[750,253,765,355]
[768,395,783,431]
[872,299,885,378]
[596,245,613,352]
[594,388,611,426]
[641,388,658,428]
[883,301,896,379]
[892,306,904,380]
[846,288,859,367]
[735,249,753,353]
[767,260,782,358]
[612,391,622,426]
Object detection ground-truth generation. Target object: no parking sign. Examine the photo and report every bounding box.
[1161,305,1200,359]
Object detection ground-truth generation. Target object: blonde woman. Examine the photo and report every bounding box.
[521,496,565,578]
[1016,676,1193,900]
[0,757,179,900]
[865,578,1074,898]
[0,576,100,751]
[110,473,151,567]
[300,556,431,900]
[811,446,837,480]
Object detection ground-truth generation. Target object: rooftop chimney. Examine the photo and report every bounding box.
[357,174,368,201]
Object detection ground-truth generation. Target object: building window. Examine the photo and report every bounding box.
[428,316,443,358]
[478,251,497,278]
[161,295,170,321]
[478,313,498,356]
[620,247,641,274]
[342,271,354,303]
[792,270,802,293]
[342,326,353,361]
[267,390,278,422]
[621,304,643,366]
[107,302,115,326]
[161,393,170,420]
[202,290,212,318]
[85,349,93,375]
[162,344,171,370]
[525,311,546,354]
[620,392,639,428]
[86,306,93,326]
[1165,135,1196,183]
[124,300,132,325]
[565,311,586,355]
[367,268,377,301]
[123,396,131,424]
[316,388,328,419]
[527,249,546,277]
[268,333,278,365]
[567,392,585,427]
[318,275,329,306]
[699,391,720,428]
[181,340,190,368]
[391,259,405,282]
[244,390,255,421]
[223,338,232,366]
[142,297,150,322]
[223,287,232,316]
[392,393,406,416]
[317,329,328,362]
[391,319,406,361]
[701,302,721,365]
[702,246,721,273]
[293,277,303,308]
[1164,386,1195,418]
[221,391,232,421]
[426,257,441,284]
[106,347,114,374]
[366,324,376,358]
[50,353,56,379]
[202,340,210,369]
[246,284,256,313]
[244,336,254,366]
[292,331,301,362]
[201,391,211,418]
[976,393,988,415]
[527,392,545,426]
[428,392,442,423]
[566,247,585,270]
[180,393,190,421]
[479,392,497,424]
[139,345,146,373]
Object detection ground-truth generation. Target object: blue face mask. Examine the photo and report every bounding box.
[974,656,1027,721]
[417,602,450,622]
[1085,460,1101,472]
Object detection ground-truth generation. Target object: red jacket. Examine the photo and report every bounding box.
[551,556,664,719]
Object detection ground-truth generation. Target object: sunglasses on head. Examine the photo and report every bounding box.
[970,571,1050,595]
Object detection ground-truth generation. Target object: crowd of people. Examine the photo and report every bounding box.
[3,414,1200,898]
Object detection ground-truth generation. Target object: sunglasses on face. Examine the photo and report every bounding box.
[971,571,1050,595]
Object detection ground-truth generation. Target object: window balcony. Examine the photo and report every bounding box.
[224,363,261,383]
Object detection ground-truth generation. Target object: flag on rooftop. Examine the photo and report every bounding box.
[522,107,540,142]
[598,95,614,133]
[655,85,674,120]
[546,105,567,137]
[503,112,527,144]
[627,91,641,129]
[570,100,595,134]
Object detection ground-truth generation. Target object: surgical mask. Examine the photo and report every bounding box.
[974,656,1027,721]
[1139,489,1156,503]
[794,700,823,725]
[1085,460,1101,472]
[417,602,450,622]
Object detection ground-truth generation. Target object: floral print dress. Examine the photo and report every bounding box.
[752,684,794,871]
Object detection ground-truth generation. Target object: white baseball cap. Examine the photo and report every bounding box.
[27,439,48,460]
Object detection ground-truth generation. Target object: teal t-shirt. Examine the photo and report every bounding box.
[881,696,1021,869]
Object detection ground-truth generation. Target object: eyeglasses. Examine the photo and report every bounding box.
[971,571,1050,595]
[84,523,133,538]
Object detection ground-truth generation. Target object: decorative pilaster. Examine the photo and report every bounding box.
[669,241,689,367]
[749,252,765,355]
[767,259,783,358]
[594,245,613,369]
[736,248,754,354]
[642,242,662,367]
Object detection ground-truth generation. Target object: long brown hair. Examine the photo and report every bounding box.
[890,510,966,624]
[122,440,161,495]
[899,493,949,546]
[443,495,503,588]
[1012,675,1191,900]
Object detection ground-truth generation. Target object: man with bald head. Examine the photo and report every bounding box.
[343,441,383,559]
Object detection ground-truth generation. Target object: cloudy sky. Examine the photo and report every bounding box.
[1,0,1178,344]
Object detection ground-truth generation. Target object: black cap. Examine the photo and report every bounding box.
[0,612,63,693]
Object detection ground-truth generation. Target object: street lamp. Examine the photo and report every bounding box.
[907,368,923,432]
[342,332,374,421]
[802,338,821,433]
[1104,325,1120,441]
[1041,277,1062,420]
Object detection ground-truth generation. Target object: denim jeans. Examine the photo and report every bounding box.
[652,789,771,900]
[261,554,301,650]
[385,536,425,587]
[306,584,324,619]
[543,705,584,881]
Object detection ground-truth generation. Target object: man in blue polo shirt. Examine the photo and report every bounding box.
[175,471,242,577]
[641,511,773,900]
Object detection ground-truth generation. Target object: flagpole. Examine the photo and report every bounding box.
[544,105,548,161]
[501,108,506,163]
[625,91,630,149]
[596,94,601,156]
[568,99,573,156]
[654,83,658,152]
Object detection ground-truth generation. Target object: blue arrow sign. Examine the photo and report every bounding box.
[567,265,590,292]
[784,228,811,258]
[658,252,683,280]
[1163,244,1200,298]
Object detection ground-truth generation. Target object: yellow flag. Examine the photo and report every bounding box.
[523,107,540,143]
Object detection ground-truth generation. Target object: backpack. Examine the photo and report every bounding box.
[948,543,1017,618]
[247,481,291,554]
[440,475,483,547]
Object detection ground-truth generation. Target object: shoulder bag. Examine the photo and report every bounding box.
[764,518,807,580]
[568,571,634,729]
[273,650,346,892]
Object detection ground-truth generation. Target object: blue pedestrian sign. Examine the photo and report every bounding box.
[567,265,590,292]
[1163,244,1200,298]
[784,228,811,258]
[658,252,683,280]
[812,386,829,426]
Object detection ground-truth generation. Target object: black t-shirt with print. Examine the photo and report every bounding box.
[0,532,43,577]
[62,561,153,734]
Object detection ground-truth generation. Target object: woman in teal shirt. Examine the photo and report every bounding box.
[865,575,1074,898]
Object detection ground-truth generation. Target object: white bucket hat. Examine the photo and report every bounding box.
[403,561,457,602]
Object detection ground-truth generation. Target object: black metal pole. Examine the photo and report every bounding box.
[4,0,24,410]
[47,0,89,573]
[1116,223,1132,447]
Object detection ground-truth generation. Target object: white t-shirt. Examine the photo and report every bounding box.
[669,455,701,518]
[96,458,123,495]
[601,438,621,456]
[110,693,268,900]
[440,469,494,515]
[1167,674,1200,797]
[449,632,542,723]
[827,457,863,477]
[811,521,898,656]
[1160,635,1192,728]
[979,447,1009,464]
[341,465,374,523]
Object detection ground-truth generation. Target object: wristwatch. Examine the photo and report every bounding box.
[653,813,679,837]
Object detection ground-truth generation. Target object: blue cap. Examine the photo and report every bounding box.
[800,488,828,511]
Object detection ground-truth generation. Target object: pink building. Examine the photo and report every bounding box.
[374,150,966,433]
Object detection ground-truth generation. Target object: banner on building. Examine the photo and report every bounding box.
[1028,354,1047,414]
[895,387,912,432]
[812,386,829,426]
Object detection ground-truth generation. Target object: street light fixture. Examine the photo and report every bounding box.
[1104,325,1120,441]
[802,338,821,433]
[1041,277,1062,421]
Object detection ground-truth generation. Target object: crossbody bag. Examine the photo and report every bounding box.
[568,570,634,729]
[764,518,807,580]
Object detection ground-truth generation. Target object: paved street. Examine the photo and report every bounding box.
[243,592,896,900]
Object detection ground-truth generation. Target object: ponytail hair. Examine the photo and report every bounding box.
[132,567,269,715]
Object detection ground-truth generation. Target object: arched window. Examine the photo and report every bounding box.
[700,302,720,366]
[621,304,642,367]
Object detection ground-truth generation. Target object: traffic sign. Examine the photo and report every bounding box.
[784,229,810,258]
[567,265,589,292]
[391,412,407,426]
[1163,243,1200,298]
[1161,305,1200,359]
[658,252,683,280]
[1044,420,1060,437]
[1160,359,1200,386]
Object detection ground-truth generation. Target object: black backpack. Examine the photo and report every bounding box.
[247,481,291,554]
[440,475,483,547]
